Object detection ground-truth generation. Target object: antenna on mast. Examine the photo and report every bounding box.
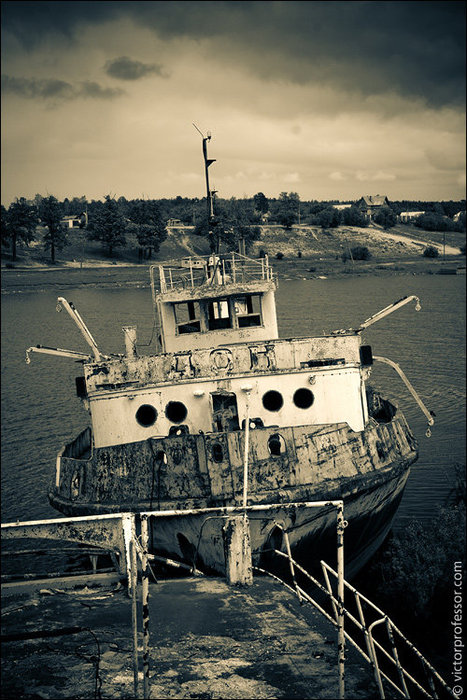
[193,123,218,252]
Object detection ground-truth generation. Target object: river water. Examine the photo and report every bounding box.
[1,273,465,532]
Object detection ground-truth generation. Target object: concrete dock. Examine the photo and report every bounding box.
[1,573,378,699]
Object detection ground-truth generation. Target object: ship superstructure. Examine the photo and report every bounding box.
[84,254,369,450]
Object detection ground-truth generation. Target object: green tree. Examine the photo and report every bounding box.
[414,213,452,232]
[219,198,261,253]
[1,204,11,250]
[194,199,260,255]
[86,195,127,256]
[272,192,299,229]
[342,206,368,227]
[128,199,167,260]
[253,192,269,215]
[423,245,439,258]
[7,197,39,261]
[38,195,66,263]
[373,206,397,229]
[317,206,341,229]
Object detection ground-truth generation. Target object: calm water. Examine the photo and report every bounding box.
[1,274,465,530]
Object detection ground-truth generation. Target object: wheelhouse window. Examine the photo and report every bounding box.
[174,301,201,334]
[234,295,262,328]
[208,299,232,330]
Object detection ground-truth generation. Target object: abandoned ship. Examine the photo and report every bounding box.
[25,134,435,579]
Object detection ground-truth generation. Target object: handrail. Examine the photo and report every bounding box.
[149,252,274,294]
[321,561,455,699]
[255,543,454,698]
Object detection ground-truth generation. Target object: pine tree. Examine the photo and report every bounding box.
[39,195,66,263]
[86,195,127,257]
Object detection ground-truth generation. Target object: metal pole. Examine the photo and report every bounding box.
[337,502,345,699]
[141,515,150,699]
[130,539,139,698]
[56,297,102,361]
[242,387,252,509]
[283,527,302,603]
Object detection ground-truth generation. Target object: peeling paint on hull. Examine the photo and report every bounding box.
[49,411,417,578]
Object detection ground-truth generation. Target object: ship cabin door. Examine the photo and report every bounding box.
[211,391,240,432]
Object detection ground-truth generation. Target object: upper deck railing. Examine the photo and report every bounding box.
[150,252,274,297]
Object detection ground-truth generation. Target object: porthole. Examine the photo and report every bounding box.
[268,433,287,457]
[136,404,158,427]
[212,442,224,463]
[262,390,284,412]
[165,401,188,424]
[293,388,314,409]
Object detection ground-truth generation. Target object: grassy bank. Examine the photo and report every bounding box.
[2,222,465,273]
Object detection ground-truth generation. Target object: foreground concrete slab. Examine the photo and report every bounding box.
[1,575,377,699]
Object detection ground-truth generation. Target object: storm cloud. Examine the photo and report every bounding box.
[2,1,465,107]
[1,74,125,101]
[1,1,465,204]
[104,56,168,81]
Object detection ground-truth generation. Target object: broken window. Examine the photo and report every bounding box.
[268,433,287,457]
[234,295,262,328]
[208,299,232,330]
[174,301,201,334]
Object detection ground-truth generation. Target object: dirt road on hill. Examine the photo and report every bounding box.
[367,227,460,255]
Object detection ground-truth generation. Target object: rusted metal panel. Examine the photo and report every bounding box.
[84,336,362,393]
[87,365,366,448]
[60,436,211,507]
[52,414,417,527]
[156,279,276,303]
[204,434,234,499]
[1,514,128,575]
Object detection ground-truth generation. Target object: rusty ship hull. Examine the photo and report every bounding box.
[49,407,418,578]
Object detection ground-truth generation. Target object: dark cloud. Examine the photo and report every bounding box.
[104,56,167,80]
[1,1,465,107]
[1,74,124,100]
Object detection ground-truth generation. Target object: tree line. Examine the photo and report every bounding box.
[1,191,465,262]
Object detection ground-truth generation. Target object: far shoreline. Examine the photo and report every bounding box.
[1,255,465,294]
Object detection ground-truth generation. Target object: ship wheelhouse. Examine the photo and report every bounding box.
[82,253,371,449]
[152,254,279,353]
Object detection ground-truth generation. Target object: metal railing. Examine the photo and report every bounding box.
[255,545,455,700]
[3,503,453,699]
[150,252,273,296]
[2,501,345,700]
[138,500,346,699]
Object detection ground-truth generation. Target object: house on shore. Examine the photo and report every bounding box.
[60,212,87,229]
[357,195,390,221]
[399,211,425,223]
[167,218,184,229]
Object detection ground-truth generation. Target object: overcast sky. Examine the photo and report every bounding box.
[1,1,465,206]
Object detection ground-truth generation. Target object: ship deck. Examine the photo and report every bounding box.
[1,574,377,699]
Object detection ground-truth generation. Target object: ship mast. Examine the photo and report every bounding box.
[193,124,218,253]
